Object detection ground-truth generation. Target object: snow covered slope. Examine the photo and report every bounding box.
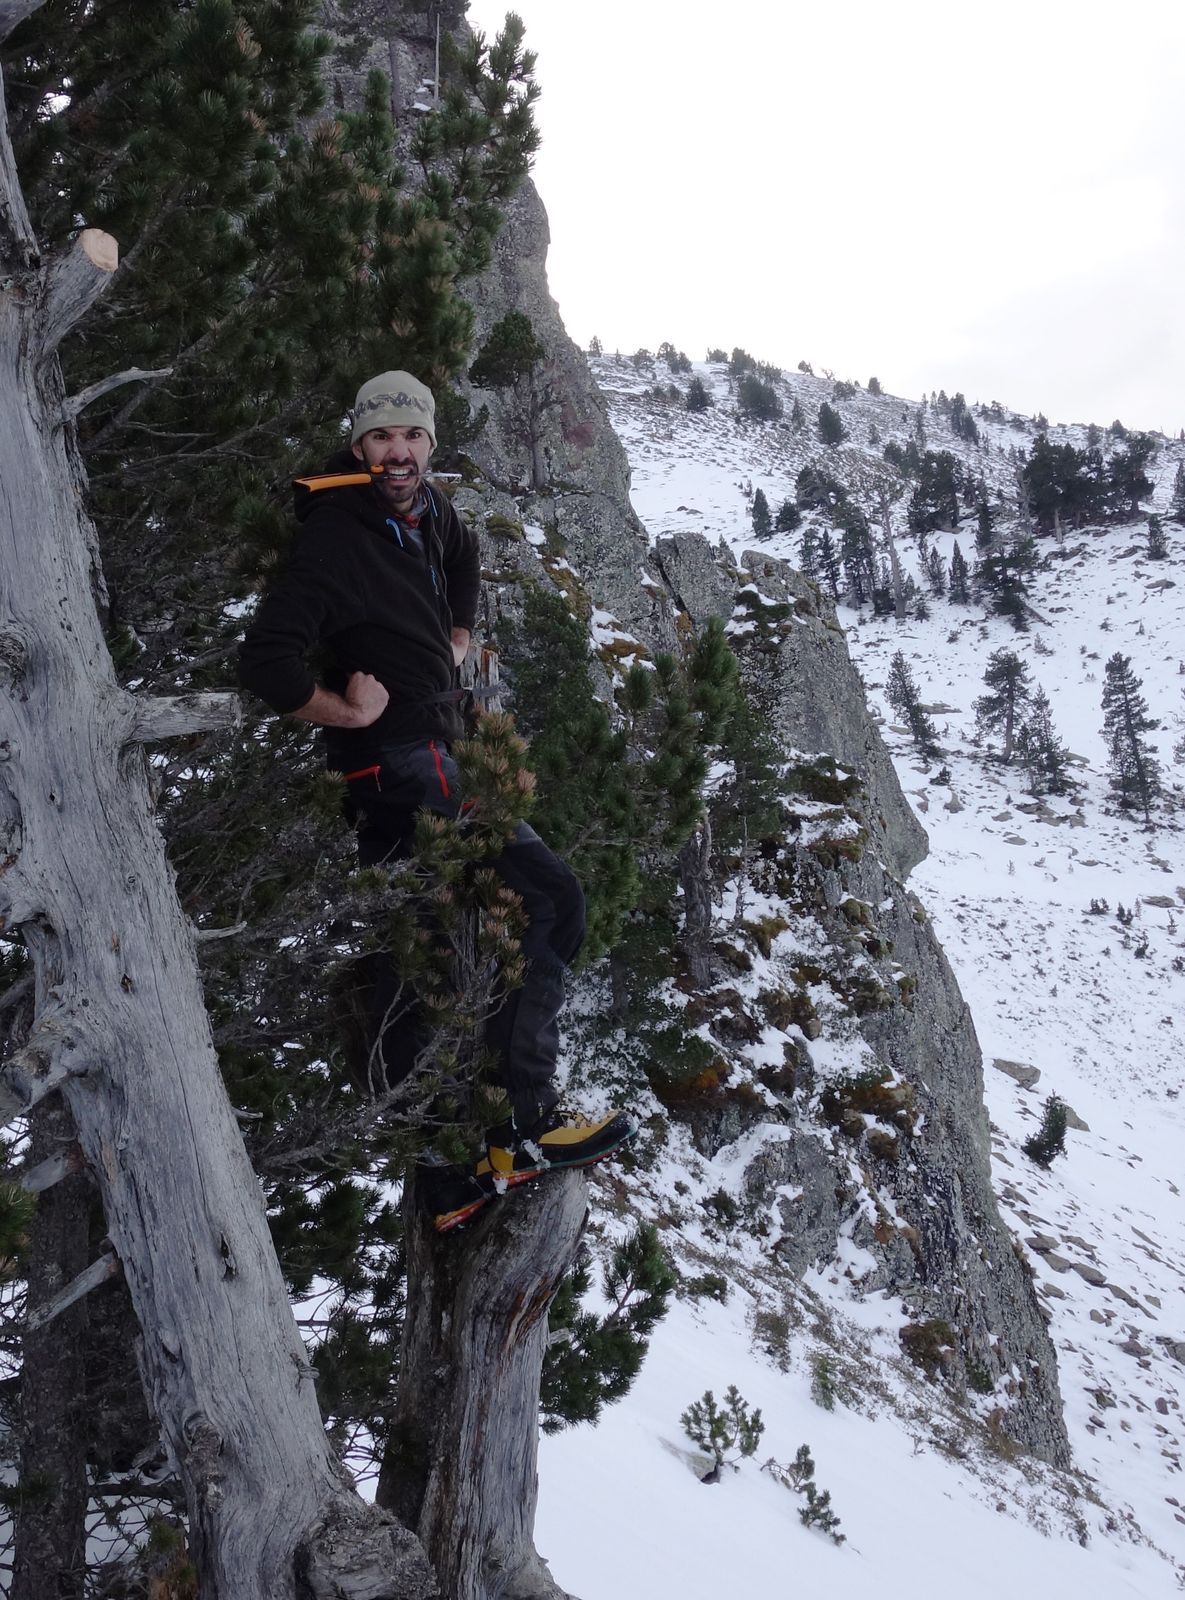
[535,356,1185,1598]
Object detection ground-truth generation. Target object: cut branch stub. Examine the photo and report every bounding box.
[26,1246,121,1331]
[128,691,242,743]
[37,229,119,363]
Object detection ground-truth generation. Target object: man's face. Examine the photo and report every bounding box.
[352,425,433,514]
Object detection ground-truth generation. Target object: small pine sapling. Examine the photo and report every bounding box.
[800,1481,845,1543]
[763,1445,846,1544]
[1022,1095,1068,1168]
[681,1385,765,1479]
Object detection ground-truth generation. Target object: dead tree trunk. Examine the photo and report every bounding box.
[678,819,714,988]
[0,30,434,1599]
[11,1098,90,1600]
[377,1172,587,1600]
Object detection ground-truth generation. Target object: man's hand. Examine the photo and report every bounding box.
[292,673,388,729]
[343,671,389,726]
[451,627,471,668]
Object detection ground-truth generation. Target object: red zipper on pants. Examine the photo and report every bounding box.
[428,740,450,799]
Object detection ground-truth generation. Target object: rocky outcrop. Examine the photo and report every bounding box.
[644,537,1068,1463]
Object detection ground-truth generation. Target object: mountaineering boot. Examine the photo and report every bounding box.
[417,1158,500,1234]
[485,1106,638,1185]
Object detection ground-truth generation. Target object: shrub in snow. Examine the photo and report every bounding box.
[763,1447,846,1544]
[681,1385,765,1478]
[1022,1095,1068,1169]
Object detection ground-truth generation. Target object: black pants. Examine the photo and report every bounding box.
[346,738,585,1131]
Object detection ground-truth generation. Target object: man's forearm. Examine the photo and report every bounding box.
[291,678,387,729]
[291,686,363,727]
[451,627,471,667]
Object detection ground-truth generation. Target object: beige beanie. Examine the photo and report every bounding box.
[350,370,436,447]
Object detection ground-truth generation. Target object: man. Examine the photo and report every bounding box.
[240,371,633,1230]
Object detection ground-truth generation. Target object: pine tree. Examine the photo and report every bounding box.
[976,533,1038,630]
[798,523,819,579]
[685,374,712,412]
[868,376,882,395]
[1023,1096,1068,1167]
[907,451,962,534]
[737,373,782,422]
[836,505,875,607]
[751,487,773,539]
[925,546,947,597]
[1169,462,1185,524]
[886,652,941,758]
[818,401,847,447]
[1146,513,1168,560]
[775,498,801,533]
[974,650,1032,763]
[790,396,805,430]
[816,529,842,601]
[681,1386,765,1476]
[1017,687,1073,797]
[469,311,557,487]
[948,540,970,604]
[1101,653,1162,820]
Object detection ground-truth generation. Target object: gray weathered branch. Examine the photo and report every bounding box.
[37,229,119,361]
[128,692,242,743]
[0,1010,91,1126]
[0,0,42,44]
[16,1142,84,1193]
[194,920,248,943]
[65,365,174,421]
[26,1248,121,1331]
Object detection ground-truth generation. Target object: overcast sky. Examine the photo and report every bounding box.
[466,0,1184,435]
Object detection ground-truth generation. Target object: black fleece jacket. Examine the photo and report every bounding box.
[238,451,481,761]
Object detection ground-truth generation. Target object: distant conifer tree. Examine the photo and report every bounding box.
[975,649,1033,762]
[751,488,773,539]
[948,541,970,604]
[976,533,1037,630]
[588,334,603,355]
[1101,654,1162,820]
[1023,1096,1068,1167]
[798,523,819,578]
[1146,513,1168,560]
[925,546,947,597]
[1017,687,1073,797]
[737,373,782,422]
[790,397,805,430]
[816,529,842,601]
[818,401,847,447]
[1169,462,1185,523]
[775,498,801,533]
[886,652,941,758]
[685,375,712,412]
[867,376,883,395]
